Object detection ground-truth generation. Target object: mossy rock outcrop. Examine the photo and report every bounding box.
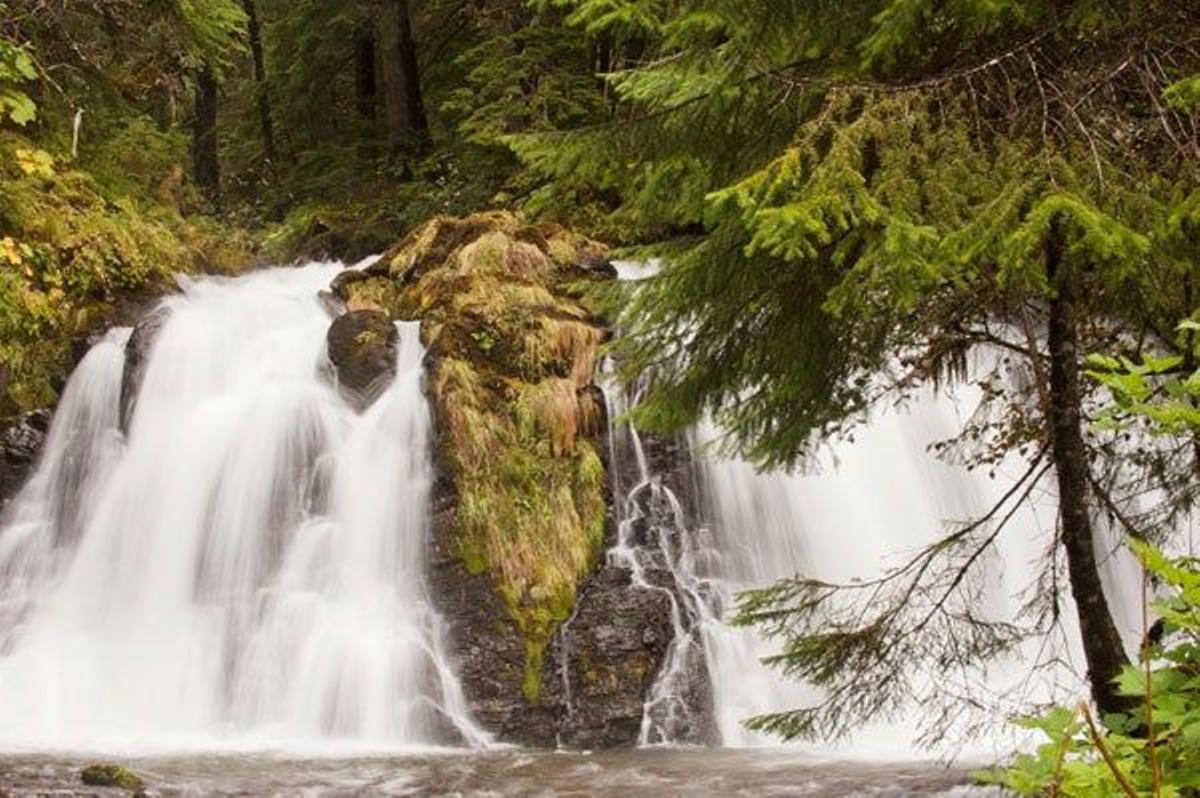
[328,212,614,739]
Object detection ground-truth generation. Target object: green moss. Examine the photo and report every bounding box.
[344,277,402,315]
[354,329,380,348]
[0,133,250,415]
[80,763,145,793]
[523,637,548,701]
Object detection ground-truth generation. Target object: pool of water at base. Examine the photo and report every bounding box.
[0,748,1010,797]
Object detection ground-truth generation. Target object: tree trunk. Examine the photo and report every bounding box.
[192,65,220,198]
[378,0,427,153]
[240,0,275,162]
[355,28,377,120]
[1045,226,1132,717]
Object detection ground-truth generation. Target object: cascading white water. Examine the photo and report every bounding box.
[600,366,712,745]
[0,263,482,752]
[692,390,1145,757]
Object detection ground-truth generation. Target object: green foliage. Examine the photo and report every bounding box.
[1165,75,1200,112]
[0,13,36,127]
[980,542,1200,796]
[1088,322,1200,435]
[0,131,246,413]
[980,335,1200,792]
[170,0,247,73]
[514,0,1198,465]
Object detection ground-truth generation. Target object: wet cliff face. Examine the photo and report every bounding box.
[426,391,708,749]
[568,422,717,748]
[551,544,674,748]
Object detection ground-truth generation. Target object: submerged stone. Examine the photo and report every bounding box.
[80,763,145,792]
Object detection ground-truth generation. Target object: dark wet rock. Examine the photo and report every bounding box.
[553,564,674,748]
[425,462,560,747]
[0,410,50,509]
[577,254,618,280]
[287,212,396,263]
[317,289,346,319]
[120,304,173,432]
[80,763,145,793]
[330,268,370,302]
[325,310,398,410]
[565,400,717,747]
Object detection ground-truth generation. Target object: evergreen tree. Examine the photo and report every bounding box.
[378,0,427,154]
[514,0,1200,738]
[239,0,275,162]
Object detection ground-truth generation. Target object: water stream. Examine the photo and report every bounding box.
[0,261,1057,793]
[604,261,1144,760]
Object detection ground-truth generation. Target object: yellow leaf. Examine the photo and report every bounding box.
[13,147,54,178]
[0,237,23,266]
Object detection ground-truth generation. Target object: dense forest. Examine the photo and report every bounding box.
[1,0,1199,794]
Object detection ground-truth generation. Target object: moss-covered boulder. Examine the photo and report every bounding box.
[325,309,399,409]
[80,763,145,793]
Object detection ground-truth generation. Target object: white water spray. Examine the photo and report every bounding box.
[0,264,482,752]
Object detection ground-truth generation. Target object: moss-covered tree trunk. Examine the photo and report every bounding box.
[1045,228,1131,717]
[192,64,220,198]
[378,0,427,154]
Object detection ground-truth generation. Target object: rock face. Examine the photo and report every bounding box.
[553,561,674,747]
[119,304,172,432]
[325,310,399,409]
[425,467,561,746]
[0,410,50,510]
[553,412,718,749]
[424,404,682,749]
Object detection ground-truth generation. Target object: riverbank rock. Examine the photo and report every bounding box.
[80,763,145,793]
[0,410,50,509]
[325,310,399,409]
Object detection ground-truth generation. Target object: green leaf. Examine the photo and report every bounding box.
[0,87,36,126]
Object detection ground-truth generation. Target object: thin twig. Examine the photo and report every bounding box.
[1081,702,1139,798]
[1142,568,1161,797]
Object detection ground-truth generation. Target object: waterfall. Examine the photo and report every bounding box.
[0,263,482,752]
[694,392,1145,755]
[606,260,1144,756]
